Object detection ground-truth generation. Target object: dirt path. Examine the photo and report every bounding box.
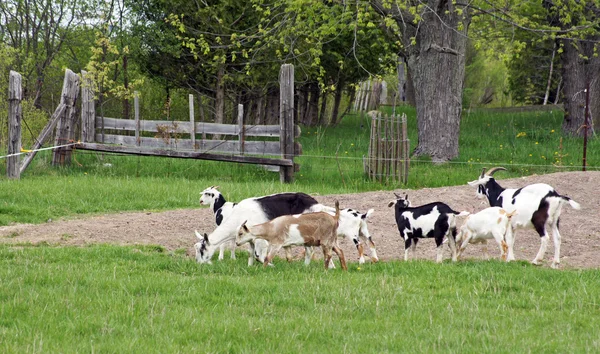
[1,171,598,269]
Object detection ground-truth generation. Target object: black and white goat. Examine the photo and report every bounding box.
[468,167,581,268]
[388,193,468,263]
[194,192,325,265]
[199,186,237,260]
[340,208,378,264]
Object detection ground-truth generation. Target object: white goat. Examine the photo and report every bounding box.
[468,167,581,268]
[455,207,516,261]
[236,201,346,270]
[199,186,237,260]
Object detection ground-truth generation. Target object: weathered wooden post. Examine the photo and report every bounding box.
[7,71,22,179]
[80,70,96,143]
[361,80,371,112]
[189,94,196,150]
[279,64,295,183]
[238,104,245,155]
[401,113,409,184]
[52,69,80,166]
[134,91,140,146]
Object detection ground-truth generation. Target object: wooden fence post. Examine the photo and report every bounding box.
[80,70,96,143]
[401,113,409,184]
[7,71,22,179]
[279,64,295,183]
[238,104,245,155]
[52,69,80,166]
[134,91,140,146]
[361,80,371,112]
[189,94,196,150]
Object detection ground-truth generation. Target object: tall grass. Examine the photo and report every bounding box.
[0,107,598,225]
[1,244,599,353]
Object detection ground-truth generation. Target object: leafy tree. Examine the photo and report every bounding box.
[0,0,91,108]
[370,0,471,161]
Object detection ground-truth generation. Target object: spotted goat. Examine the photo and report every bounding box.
[388,193,469,262]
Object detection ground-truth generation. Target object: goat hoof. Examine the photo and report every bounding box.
[358,257,365,265]
[531,259,543,266]
[551,262,560,269]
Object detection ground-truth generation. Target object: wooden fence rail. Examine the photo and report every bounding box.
[8,65,299,183]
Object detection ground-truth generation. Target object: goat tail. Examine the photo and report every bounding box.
[334,200,340,222]
[562,196,581,210]
[505,210,517,219]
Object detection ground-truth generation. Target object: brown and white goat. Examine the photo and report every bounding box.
[236,201,347,270]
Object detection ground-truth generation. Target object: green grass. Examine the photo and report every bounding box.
[0,107,598,225]
[1,244,599,353]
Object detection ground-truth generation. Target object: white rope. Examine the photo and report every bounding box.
[0,142,80,160]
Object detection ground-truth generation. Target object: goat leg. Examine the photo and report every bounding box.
[332,245,347,271]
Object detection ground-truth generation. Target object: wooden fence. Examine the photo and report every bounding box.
[364,112,409,184]
[7,64,300,183]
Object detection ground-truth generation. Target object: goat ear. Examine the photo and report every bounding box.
[388,201,396,208]
[467,179,480,186]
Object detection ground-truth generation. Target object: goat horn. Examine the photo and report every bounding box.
[394,192,402,199]
[486,167,507,176]
[480,168,487,178]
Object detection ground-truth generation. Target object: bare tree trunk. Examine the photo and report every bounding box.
[265,88,279,125]
[405,68,416,107]
[543,42,556,105]
[123,54,130,119]
[318,90,328,125]
[561,38,600,136]
[371,0,470,162]
[214,65,225,139]
[330,79,345,126]
[254,94,264,125]
[299,84,310,124]
[305,82,320,126]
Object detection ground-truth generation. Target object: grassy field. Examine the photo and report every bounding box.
[0,107,598,225]
[1,108,600,352]
[1,244,599,353]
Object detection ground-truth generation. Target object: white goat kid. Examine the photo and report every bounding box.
[455,207,516,261]
[468,167,581,268]
[199,186,237,260]
[340,208,378,264]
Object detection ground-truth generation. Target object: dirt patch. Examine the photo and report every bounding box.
[1,171,598,269]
